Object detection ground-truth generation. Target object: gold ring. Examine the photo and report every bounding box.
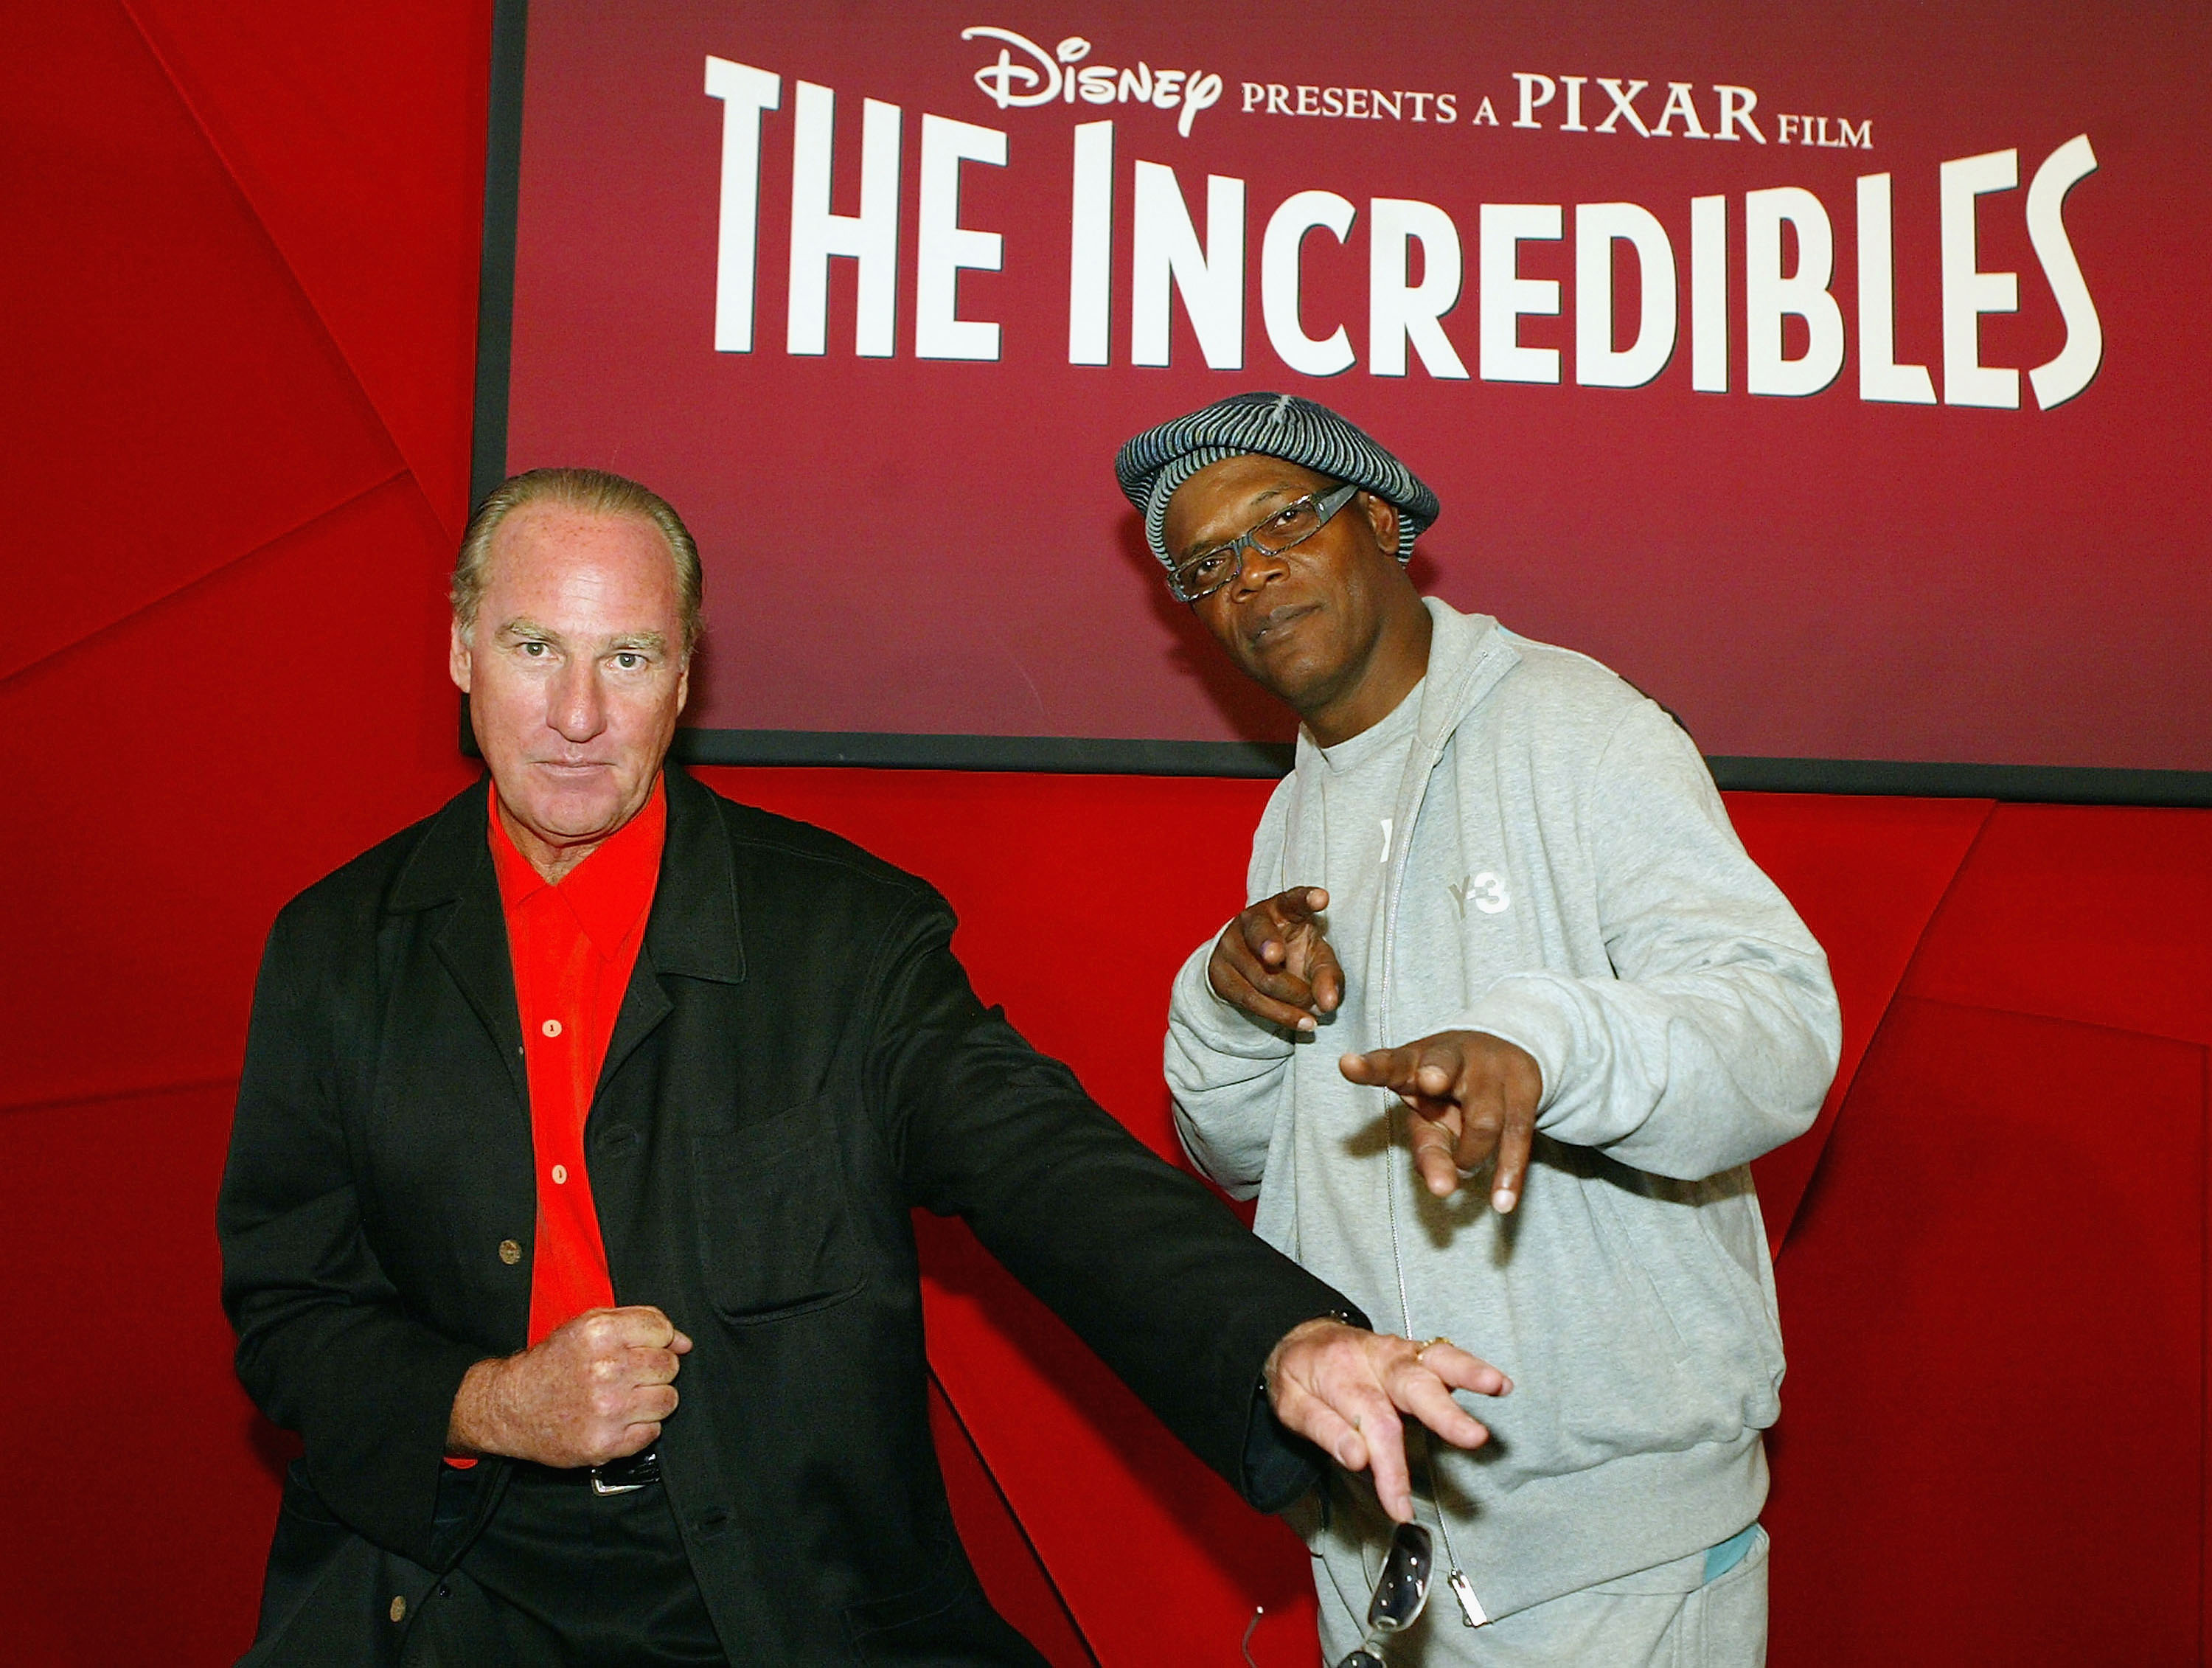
[1413,1336,1451,1364]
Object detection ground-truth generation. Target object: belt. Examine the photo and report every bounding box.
[591,1448,662,1495]
[512,1448,664,1495]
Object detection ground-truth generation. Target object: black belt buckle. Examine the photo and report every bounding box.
[590,1447,661,1496]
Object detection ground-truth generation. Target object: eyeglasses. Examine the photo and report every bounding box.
[1336,1521,1433,1668]
[1166,482,1363,604]
[1239,1520,1435,1667]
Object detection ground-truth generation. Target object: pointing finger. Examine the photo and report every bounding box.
[1308,934,1346,1015]
[1492,1105,1534,1215]
[1409,1108,1463,1198]
[1340,1386,1413,1522]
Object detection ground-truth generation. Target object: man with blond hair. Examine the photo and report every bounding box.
[220,466,1508,1666]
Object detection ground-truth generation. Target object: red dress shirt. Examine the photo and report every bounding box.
[489,778,667,1346]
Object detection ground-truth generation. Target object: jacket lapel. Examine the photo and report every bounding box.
[597,766,747,1097]
[390,776,528,1106]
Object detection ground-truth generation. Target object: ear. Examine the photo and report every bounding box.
[448,615,473,694]
[1359,491,1401,557]
[674,653,691,717]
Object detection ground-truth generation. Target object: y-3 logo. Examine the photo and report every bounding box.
[1449,872,1511,916]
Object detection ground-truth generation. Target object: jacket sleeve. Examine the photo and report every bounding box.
[218,906,487,1566]
[874,890,1357,1509]
[1461,701,1843,1180]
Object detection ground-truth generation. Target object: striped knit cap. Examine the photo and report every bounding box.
[1114,391,1439,569]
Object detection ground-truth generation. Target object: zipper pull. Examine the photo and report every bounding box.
[1447,1568,1488,1628]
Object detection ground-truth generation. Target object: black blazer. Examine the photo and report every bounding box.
[218,768,1353,1664]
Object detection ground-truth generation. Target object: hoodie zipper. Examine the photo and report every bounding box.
[1374,724,1484,1627]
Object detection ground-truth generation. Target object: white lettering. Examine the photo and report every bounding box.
[1479,203,1563,383]
[1714,84,1764,142]
[1068,120,1113,365]
[1262,190,1357,376]
[1132,161,1245,368]
[914,113,1006,361]
[787,82,901,358]
[963,27,1060,108]
[1856,173,1935,403]
[2025,134,2102,410]
[1745,186,1843,396]
[1690,193,1727,392]
[1650,82,1708,139]
[1180,72,1222,137]
[704,57,781,354]
[1369,198,1470,379]
[1513,72,1555,128]
[1559,75,1588,132]
[1576,202,1675,387]
[1940,148,2020,408]
[1594,78,1651,136]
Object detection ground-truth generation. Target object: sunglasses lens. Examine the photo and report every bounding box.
[1367,1522,1433,1631]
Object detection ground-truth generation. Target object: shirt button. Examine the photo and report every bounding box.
[498,1239,522,1266]
[542,1019,563,1038]
[552,1164,568,1185]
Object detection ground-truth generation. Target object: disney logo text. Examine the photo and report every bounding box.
[964,27,1222,137]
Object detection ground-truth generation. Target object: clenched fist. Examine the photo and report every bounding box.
[448,1304,692,1469]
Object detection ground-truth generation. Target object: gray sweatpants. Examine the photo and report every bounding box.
[1314,1526,1769,1667]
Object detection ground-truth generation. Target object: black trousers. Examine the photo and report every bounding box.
[438,1464,728,1667]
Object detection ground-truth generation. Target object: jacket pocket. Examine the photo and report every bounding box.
[242,1462,417,1667]
[691,1100,866,1322]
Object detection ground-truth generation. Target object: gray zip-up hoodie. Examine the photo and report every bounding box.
[1166,600,1840,1631]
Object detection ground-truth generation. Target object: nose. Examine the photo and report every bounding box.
[1227,540,1290,602]
[547,658,608,743]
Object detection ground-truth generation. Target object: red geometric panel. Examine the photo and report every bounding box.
[0,1080,280,1667]
[1,0,403,681]
[928,1372,1096,1667]
[1727,793,1993,1250]
[0,479,473,1111]
[1903,802,2212,1047]
[125,0,495,534]
[917,1212,1321,1668]
[1767,998,2203,1667]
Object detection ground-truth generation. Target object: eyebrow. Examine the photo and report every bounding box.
[495,618,668,654]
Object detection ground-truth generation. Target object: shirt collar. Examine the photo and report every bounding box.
[488,776,667,953]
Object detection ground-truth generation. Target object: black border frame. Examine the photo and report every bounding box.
[465,1,2212,808]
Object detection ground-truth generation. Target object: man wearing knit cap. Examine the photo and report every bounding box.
[1119,392,1841,1665]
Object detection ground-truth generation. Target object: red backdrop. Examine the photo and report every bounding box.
[3,4,2209,1665]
